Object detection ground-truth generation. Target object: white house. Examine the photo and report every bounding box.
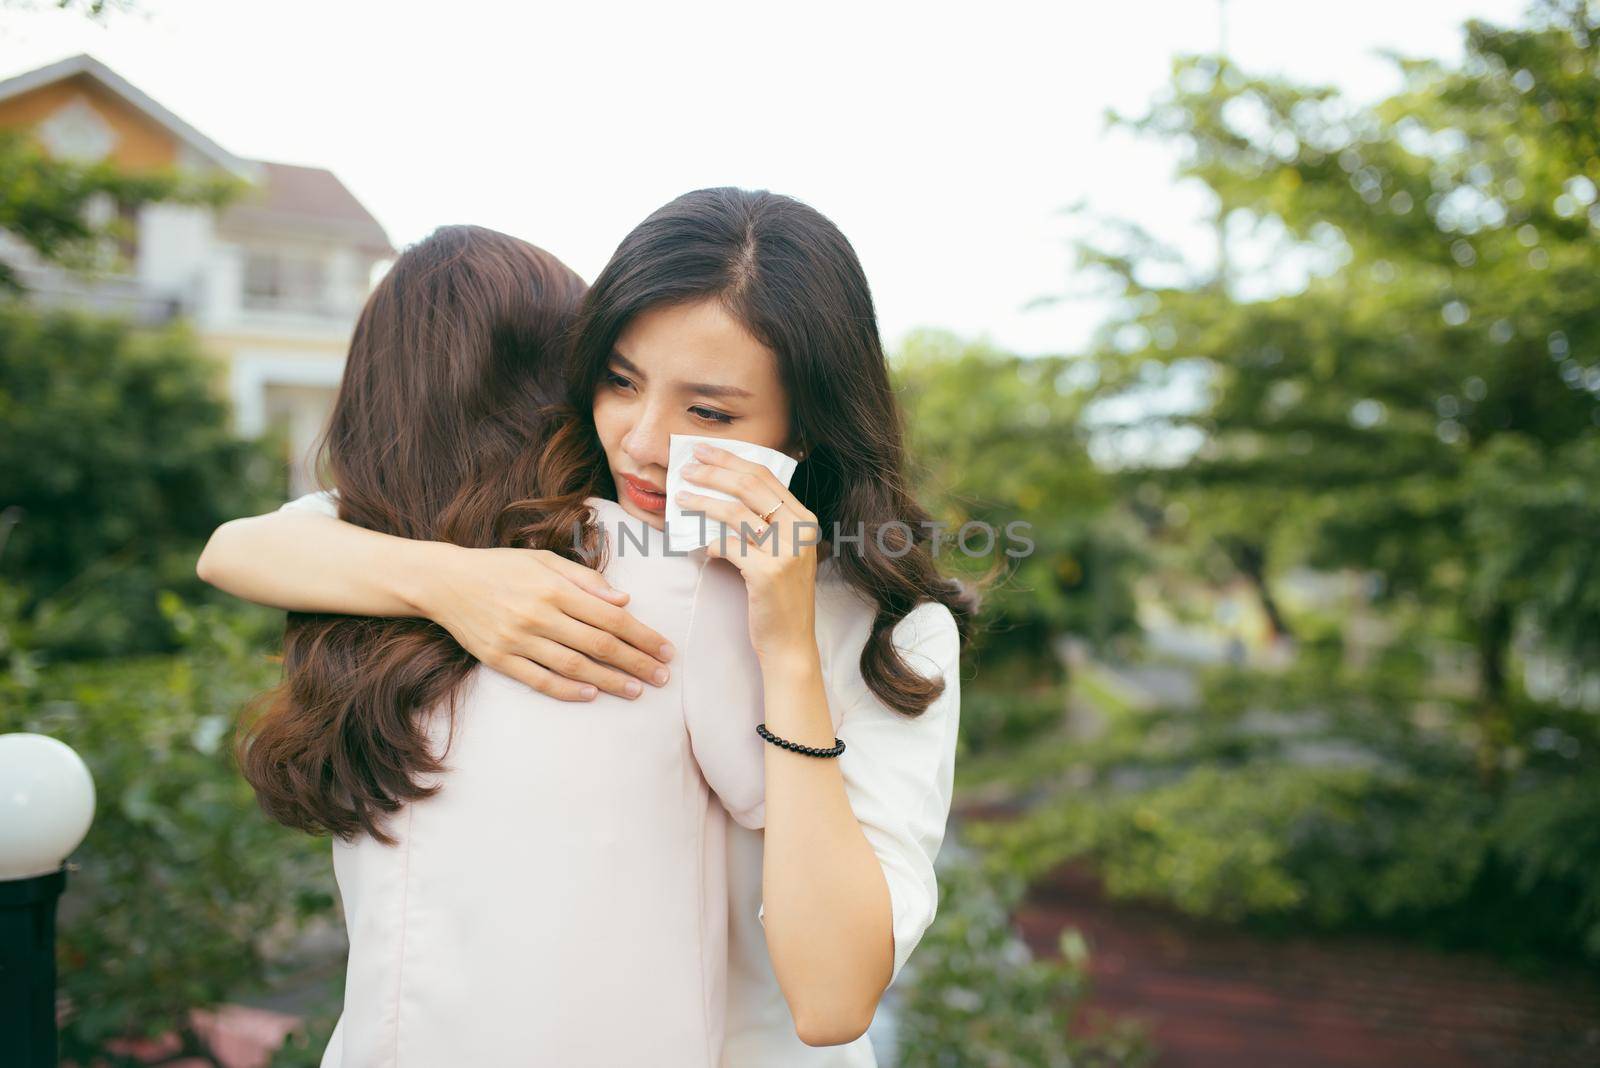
[0,53,394,494]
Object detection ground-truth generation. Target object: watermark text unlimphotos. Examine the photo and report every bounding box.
[573,510,1035,561]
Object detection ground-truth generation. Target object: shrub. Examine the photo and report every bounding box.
[895,845,1153,1067]
[0,588,338,1062]
[0,302,283,657]
[969,661,1600,968]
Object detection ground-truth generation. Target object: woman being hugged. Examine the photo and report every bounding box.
[214,224,765,1068]
[202,188,978,1065]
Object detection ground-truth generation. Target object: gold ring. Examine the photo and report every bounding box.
[758,500,782,523]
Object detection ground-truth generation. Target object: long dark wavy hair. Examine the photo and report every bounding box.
[235,224,588,843]
[513,187,982,718]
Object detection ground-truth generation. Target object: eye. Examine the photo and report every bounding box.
[691,406,734,425]
[604,370,632,391]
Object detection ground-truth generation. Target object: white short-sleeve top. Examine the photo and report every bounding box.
[724,563,962,1067]
[277,491,961,1068]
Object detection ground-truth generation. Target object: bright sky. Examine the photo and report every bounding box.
[2,0,1531,358]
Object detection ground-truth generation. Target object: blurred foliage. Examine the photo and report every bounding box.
[962,0,1600,980]
[893,330,1144,755]
[896,330,1144,656]
[969,650,1600,968]
[0,585,338,1064]
[0,302,284,656]
[0,1,134,19]
[1069,0,1600,780]
[0,127,240,292]
[896,847,1152,1068]
[959,684,1073,758]
[265,1000,342,1068]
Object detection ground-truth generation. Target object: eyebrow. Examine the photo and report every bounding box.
[609,350,755,400]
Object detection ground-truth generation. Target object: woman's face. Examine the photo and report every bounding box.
[593,297,798,530]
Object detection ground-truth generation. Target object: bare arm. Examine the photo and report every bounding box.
[758,607,961,1047]
[758,646,894,1046]
[196,509,676,702]
[197,509,438,616]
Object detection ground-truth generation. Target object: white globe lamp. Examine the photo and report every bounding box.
[0,733,96,879]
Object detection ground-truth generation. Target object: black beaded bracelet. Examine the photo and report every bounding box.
[756,722,846,758]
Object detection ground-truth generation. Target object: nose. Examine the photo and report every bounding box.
[620,401,669,475]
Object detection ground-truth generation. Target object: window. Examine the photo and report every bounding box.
[113,199,140,268]
[242,250,328,313]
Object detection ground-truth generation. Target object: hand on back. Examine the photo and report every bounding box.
[424,545,675,701]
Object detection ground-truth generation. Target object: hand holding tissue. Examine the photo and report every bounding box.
[665,433,800,553]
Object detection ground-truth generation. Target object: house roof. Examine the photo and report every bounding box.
[0,53,394,256]
[223,160,395,256]
[0,52,256,179]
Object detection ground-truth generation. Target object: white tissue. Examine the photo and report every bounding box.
[665,433,800,553]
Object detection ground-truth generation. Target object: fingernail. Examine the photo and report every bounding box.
[653,667,670,686]
[581,685,597,699]
[625,680,642,697]
[660,642,676,659]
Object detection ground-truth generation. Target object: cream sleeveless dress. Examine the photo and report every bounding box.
[297,494,781,1067]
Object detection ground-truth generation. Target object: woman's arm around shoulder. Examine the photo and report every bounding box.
[196,490,440,616]
[195,491,677,701]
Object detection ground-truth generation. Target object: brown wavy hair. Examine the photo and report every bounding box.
[509,187,984,718]
[235,225,588,843]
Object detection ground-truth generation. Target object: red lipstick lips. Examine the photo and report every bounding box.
[620,473,667,513]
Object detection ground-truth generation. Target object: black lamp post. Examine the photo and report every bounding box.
[0,733,96,1068]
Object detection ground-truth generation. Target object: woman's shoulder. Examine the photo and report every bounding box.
[584,495,674,559]
[583,495,620,519]
[278,487,340,518]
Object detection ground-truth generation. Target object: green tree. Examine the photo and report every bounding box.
[893,330,1144,752]
[1075,0,1600,780]
[973,0,1600,972]
[0,33,258,654]
[0,304,282,655]
[0,128,237,291]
